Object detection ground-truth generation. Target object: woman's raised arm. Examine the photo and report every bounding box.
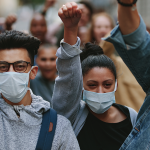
[52,2,83,125]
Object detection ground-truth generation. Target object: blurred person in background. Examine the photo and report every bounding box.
[87,12,145,112]
[30,12,58,66]
[78,1,93,27]
[30,0,59,45]
[87,12,115,44]
[30,13,48,45]
[30,44,57,104]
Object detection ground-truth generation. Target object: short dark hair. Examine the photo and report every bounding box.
[37,44,57,56]
[0,30,41,65]
[80,42,117,79]
[78,1,93,18]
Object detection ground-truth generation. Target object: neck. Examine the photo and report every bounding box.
[42,74,57,81]
[89,106,112,119]
[2,90,32,106]
[88,105,127,123]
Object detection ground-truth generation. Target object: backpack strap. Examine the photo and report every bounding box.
[36,108,57,150]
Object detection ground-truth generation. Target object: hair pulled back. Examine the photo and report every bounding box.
[80,43,117,79]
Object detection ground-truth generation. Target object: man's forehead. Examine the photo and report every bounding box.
[0,48,31,63]
[38,48,56,56]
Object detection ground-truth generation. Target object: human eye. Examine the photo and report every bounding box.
[89,84,96,87]
[0,65,7,69]
[15,62,27,72]
[104,83,112,88]
[16,64,26,70]
[50,58,56,61]
[0,63,8,72]
[41,58,46,61]
[87,83,97,89]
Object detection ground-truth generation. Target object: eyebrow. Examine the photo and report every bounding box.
[87,80,97,83]
[103,79,114,82]
[87,79,114,83]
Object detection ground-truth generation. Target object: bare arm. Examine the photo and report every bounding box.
[118,0,140,35]
[41,0,56,16]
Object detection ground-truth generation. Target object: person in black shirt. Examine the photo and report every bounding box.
[77,43,137,150]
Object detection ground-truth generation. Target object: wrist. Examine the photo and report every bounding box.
[64,26,78,45]
[5,24,12,30]
[64,26,78,31]
[118,0,137,6]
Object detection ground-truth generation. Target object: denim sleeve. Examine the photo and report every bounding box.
[104,17,150,93]
[52,37,83,125]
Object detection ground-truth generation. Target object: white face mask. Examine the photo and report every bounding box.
[0,67,33,103]
[83,80,117,114]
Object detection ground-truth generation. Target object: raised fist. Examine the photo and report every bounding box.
[58,2,82,29]
[43,0,56,11]
[5,14,17,30]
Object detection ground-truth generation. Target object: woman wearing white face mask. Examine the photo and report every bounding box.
[53,3,137,150]
[78,43,138,150]
[53,42,137,150]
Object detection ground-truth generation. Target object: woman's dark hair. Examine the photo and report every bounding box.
[0,30,41,65]
[80,43,117,79]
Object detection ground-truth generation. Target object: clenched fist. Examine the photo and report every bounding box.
[5,14,17,30]
[58,2,82,29]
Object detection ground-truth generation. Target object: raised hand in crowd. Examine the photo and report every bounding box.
[5,14,17,30]
[42,0,57,15]
[118,0,140,34]
[58,2,82,45]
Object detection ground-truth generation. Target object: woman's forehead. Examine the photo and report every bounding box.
[83,67,115,81]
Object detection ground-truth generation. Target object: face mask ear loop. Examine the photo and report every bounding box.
[114,80,117,92]
[26,66,35,91]
[28,66,34,74]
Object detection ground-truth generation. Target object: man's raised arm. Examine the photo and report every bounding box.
[118,0,140,35]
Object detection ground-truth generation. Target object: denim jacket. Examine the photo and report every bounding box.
[104,16,150,150]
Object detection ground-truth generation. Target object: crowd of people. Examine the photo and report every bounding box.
[0,0,150,149]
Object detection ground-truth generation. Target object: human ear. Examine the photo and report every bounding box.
[30,66,38,80]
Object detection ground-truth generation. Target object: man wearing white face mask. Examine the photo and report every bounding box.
[0,2,82,150]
